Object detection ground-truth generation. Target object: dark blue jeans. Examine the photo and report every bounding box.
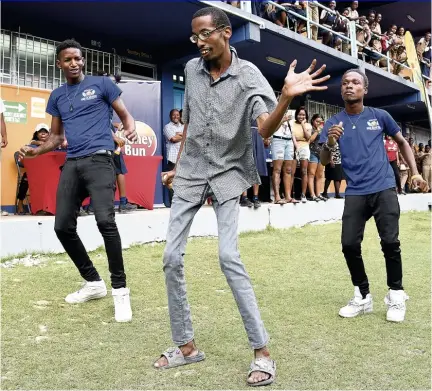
[54,153,126,289]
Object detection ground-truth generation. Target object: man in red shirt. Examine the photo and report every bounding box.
[385,135,402,193]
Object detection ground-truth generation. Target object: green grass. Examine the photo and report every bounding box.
[1,212,430,390]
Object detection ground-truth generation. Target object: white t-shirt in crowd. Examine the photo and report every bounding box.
[273,121,293,138]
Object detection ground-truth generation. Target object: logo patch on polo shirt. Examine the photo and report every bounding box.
[81,89,97,101]
[366,119,381,131]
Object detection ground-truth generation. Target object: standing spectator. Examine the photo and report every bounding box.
[398,150,408,195]
[0,98,8,216]
[420,145,431,191]
[163,109,184,204]
[306,1,320,41]
[384,135,402,194]
[241,126,268,209]
[308,114,326,201]
[271,114,298,204]
[322,142,343,199]
[357,17,371,57]
[417,32,431,78]
[291,107,311,202]
[319,0,338,47]
[374,13,383,34]
[396,26,406,46]
[333,8,350,52]
[346,0,359,21]
[416,143,425,176]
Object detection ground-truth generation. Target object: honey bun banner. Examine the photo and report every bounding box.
[112,81,163,204]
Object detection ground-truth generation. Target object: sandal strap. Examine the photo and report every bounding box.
[248,358,276,378]
[161,347,185,366]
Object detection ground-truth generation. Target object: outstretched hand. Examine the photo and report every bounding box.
[282,59,330,98]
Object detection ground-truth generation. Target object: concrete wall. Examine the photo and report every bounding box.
[1,194,430,258]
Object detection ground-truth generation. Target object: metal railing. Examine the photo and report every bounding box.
[0,29,118,90]
[240,1,426,87]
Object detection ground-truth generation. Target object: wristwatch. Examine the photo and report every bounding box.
[323,141,337,152]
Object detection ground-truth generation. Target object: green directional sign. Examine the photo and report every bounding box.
[4,101,27,124]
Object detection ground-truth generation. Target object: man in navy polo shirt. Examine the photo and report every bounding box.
[18,39,137,323]
[320,69,428,323]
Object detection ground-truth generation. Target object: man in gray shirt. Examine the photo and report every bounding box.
[155,7,329,386]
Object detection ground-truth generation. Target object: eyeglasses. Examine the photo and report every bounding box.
[190,25,226,43]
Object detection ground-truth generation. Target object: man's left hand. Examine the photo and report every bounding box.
[124,129,138,142]
[411,175,429,193]
[282,59,330,98]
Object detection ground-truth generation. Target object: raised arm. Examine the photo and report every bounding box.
[258,59,329,139]
[18,116,64,159]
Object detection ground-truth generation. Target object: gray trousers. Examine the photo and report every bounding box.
[163,192,269,349]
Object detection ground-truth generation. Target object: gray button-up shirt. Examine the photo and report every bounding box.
[173,48,277,204]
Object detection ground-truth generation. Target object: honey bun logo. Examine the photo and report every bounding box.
[115,121,157,156]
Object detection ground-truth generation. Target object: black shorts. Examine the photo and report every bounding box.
[113,152,128,175]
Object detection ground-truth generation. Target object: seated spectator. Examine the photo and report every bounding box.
[319,0,339,47]
[16,124,50,214]
[291,107,311,203]
[260,1,287,27]
[420,145,431,191]
[332,8,350,52]
[417,32,431,78]
[356,17,371,57]
[385,24,397,36]
[223,1,240,8]
[346,0,359,21]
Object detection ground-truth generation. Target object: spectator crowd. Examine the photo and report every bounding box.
[224,1,431,83]
[164,106,430,208]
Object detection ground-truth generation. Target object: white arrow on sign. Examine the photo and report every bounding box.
[5,104,25,112]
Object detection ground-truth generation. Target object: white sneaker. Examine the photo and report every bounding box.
[301,194,307,203]
[65,280,107,304]
[339,286,373,318]
[384,289,409,322]
[112,287,132,323]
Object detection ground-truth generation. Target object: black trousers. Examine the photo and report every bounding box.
[341,188,402,297]
[389,160,402,192]
[17,173,28,200]
[54,153,126,289]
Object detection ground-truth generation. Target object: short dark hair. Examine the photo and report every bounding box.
[56,39,83,59]
[343,68,369,89]
[192,7,232,29]
[310,113,324,125]
[97,69,108,76]
[169,109,180,117]
[295,106,309,122]
[368,10,376,16]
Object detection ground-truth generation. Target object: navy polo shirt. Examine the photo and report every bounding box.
[46,75,121,158]
[320,107,400,196]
